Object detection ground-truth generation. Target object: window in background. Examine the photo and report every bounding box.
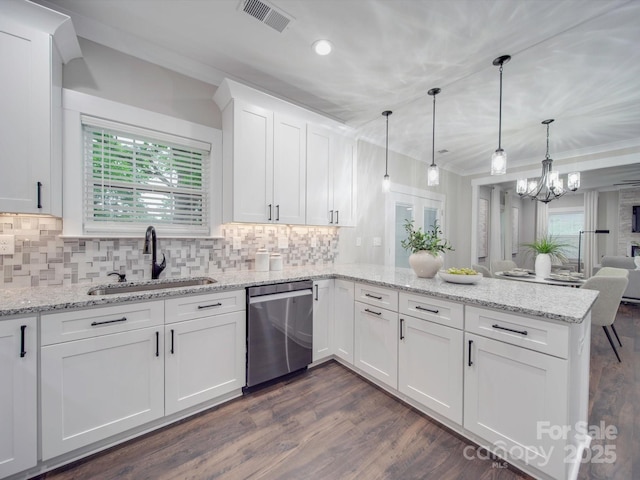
[82,116,211,236]
[548,209,584,260]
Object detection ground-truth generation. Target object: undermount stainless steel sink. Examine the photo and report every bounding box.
[87,277,217,295]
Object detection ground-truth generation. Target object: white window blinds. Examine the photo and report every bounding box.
[82,116,211,235]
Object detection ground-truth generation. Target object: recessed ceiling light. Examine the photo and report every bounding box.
[312,39,332,56]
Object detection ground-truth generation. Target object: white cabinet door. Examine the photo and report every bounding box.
[306,125,332,225]
[232,101,274,223]
[0,20,58,215]
[464,333,569,479]
[0,317,37,478]
[354,301,398,389]
[332,135,356,226]
[165,310,245,415]
[312,279,333,362]
[274,114,306,225]
[41,328,165,459]
[398,315,463,423]
[333,279,355,364]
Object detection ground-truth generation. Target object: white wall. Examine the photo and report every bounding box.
[338,140,469,268]
[64,38,221,128]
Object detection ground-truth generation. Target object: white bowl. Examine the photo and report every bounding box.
[438,271,483,284]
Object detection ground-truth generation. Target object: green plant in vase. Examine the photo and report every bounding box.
[401,219,453,277]
[521,234,569,278]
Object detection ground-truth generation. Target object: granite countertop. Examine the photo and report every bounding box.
[0,264,598,323]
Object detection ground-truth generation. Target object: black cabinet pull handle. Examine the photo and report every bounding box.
[365,293,383,300]
[268,204,272,221]
[170,329,175,354]
[315,284,319,301]
[468,340,474,366]
[20,325,27,357]
[197,302,222,310]
[329,210,334,224]
[155,331,159,357]
[416,305,439,314]
[364,308,382,316]
[91,317,127,326]
[276,205,280,221]
[335,210,339,224]
[492,324,528,336]
[37,181,43,209]
[400,318,405,340]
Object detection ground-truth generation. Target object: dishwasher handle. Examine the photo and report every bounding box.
[248,289,312,305]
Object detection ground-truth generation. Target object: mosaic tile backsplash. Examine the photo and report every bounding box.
[0,216,339,289]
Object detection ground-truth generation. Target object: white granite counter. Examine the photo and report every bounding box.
[0,264,597,323]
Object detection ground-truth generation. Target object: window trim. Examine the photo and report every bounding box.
[62,89,222,238]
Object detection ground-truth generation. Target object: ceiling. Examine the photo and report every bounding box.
[35,0,640,182]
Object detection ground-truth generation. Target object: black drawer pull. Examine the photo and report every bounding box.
[197,302,223,310]
[365,293,383,300]
[335,210,339,224]
[315,284,319,301]
[364,308,382,316]
[37,181,43,209]
[276,204,280,221]
[492,324,528,336]
[268,204,272,221]
[20,325,27,357]
[155,331,159,357]
[416,305,439,314]
[400,318,405,340]
[91,317,127,326]
[170,329,175,354]
[468,340,474,366]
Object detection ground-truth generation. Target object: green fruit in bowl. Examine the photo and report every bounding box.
[445,267,478,275]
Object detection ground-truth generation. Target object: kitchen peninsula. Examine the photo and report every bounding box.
[1,264,597,480]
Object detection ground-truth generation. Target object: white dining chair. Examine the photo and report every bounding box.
[472,264,493,278]
[491,260,517,274]
[581,273,629,362]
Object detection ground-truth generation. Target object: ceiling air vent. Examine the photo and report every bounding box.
[240,0,293,33]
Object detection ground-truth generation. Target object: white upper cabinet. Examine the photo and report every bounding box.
[0,4,80,215]
[214,78,355,226]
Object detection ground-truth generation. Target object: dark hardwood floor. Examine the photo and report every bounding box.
[39,303,640,480]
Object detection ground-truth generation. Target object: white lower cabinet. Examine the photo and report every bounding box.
[165,291,245,415]
[0,317,37,478]
[354,301,398,389]
[464,332,569,479]
[312,279,333,362]
[333,280,355,364]
[41,326,165,460]
[398,315,463,424]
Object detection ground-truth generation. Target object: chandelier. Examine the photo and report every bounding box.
[516,119,580,203]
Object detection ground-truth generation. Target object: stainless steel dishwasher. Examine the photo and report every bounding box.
[246,280,313,389]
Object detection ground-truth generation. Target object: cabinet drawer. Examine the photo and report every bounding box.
[41,301,164,346]
[465,306,569,358]
[399,292,463,330]
[165,290,245,324]
[355,283,398,311]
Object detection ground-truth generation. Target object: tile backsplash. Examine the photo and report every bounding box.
[0,216,339,288]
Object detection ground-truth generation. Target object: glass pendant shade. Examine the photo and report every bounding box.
[567,172,580,191]
[491,149,507,175]
[382,174,390,192]
[427,164,439,186]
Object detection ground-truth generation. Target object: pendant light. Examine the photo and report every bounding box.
[491,55,511,175]
[516,119,580,203]
[427,88,441,186]
[382,110,392,192]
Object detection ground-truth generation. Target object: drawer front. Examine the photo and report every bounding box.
[41,301,165,345]
[165,290,245,324]
[399,292,463,330]
[355,283,398,311]
[465,306,569,358]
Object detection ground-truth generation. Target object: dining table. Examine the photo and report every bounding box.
[495,270,585,287]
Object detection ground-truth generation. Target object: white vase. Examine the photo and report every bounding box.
[535,253,552,279]
[409,251,443,278]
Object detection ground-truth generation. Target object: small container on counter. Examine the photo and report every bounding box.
[269,253,283,271]
[255,248,270,272]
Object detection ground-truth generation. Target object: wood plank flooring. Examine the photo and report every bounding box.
[38,303,640,480]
